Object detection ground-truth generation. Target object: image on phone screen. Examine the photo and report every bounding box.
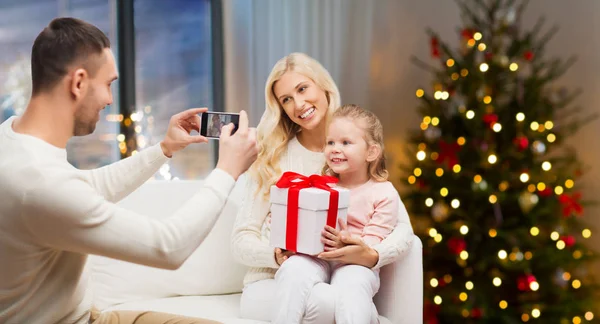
[200,112,240,139]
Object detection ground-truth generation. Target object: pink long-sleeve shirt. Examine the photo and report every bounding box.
[345,179,399,246]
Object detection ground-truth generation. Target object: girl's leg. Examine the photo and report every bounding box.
[272,254,330,324]
[330,265,380,324]
[240,278,335,324]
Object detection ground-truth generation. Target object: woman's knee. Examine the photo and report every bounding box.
[276,254,328,280]
[331,265,379,294]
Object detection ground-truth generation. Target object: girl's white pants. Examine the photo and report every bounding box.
[240,254,380,324]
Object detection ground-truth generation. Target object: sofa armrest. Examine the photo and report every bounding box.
[374,235,423,324]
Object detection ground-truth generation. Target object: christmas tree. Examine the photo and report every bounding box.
[402,1,599,323]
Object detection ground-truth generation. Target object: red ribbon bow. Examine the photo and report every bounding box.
[275,172,340,252]
[558,192,583,217]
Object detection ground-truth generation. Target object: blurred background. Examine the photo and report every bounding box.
[1,0,600,321]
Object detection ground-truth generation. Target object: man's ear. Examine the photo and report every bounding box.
[366,144,381,162]
[70,68,88,100]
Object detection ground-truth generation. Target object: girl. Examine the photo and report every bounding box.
[272,104,399,324]
[231,53,414,323]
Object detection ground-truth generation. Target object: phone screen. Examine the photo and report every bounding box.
[200,112,240,139]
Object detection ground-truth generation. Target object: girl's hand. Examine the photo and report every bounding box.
[318,235,379,268]
[321,218,350,251]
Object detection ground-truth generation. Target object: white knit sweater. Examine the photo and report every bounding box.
[231,136,415,286]
[0,116,236,324]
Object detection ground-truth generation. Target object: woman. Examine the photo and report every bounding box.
[231,52,414,323]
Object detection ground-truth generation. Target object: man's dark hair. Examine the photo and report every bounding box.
[31,17,110,95]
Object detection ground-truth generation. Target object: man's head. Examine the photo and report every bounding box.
[31,17,118,136]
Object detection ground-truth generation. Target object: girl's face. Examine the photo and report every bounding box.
[324,117,375,177]
[272,71,329,131]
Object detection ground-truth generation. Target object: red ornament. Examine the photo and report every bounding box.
[517,276,528,291]
[517,274,537,291]
[562,235,576,247]
[424,300,440,324]
[539,187,553,197]
[438,278,447,288]
[471,308,483,319]
[437,140,461,168]
[431,37,440,58]
[559,192,583,217]
[461,28,474,40]
[524,50,534,61]
[447,237,466,255]
[482,113,498,127]
[485,52,494,61]
[513,136,529,151]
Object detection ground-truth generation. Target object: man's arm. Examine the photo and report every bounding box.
[84,143,169,203]
[22,168,234,270]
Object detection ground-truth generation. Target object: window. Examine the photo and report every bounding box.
[133,0,218,180]
[0,0,119,169]
[0,0,221,179]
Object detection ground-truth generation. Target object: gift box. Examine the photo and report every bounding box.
[269,172,350,255]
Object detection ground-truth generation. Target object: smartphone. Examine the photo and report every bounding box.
[200,111,240,139]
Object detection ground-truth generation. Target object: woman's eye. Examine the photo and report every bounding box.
[299,86,307,93]
[282,97,290,104]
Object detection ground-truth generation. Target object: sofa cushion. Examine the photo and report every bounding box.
[89,179,249,311]
[103,294,264,324]
[102,294,392,324]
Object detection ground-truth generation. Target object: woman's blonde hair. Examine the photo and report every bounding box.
[249,53,341,199]
[322,104,389,182]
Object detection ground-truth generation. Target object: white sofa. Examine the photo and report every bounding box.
[88,178,423,324]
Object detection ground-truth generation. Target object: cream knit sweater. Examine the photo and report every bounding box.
[0,116,236,324]
[231,136,415,286]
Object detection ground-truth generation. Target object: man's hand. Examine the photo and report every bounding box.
[321,217,350,251]
[160,108,208,157]
[275,248,295,266]
[215,110,258,180]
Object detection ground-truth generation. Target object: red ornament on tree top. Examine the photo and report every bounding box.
[431,37,440,58]
[461,28,475,40]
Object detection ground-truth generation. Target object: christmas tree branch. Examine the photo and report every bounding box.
[515,0,531,24]
[454,0,484,29]
[535,24,560,54]
[411,55,440,74]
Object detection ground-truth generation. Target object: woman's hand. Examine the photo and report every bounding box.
[275,248,295,266]
[317,235,379,268]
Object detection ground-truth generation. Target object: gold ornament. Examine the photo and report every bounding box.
[518,191,539,213]
[432,201,450,222]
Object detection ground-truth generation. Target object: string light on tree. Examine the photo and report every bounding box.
[408,1,597,321]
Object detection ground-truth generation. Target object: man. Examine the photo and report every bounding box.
[0,18,258,324]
